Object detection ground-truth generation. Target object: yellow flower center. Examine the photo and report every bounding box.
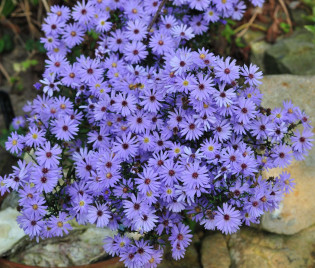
[166,189,172,194]
[112,62,117,67]
[12,140,17,145]
[100,89,104,93]
[106,6,110,11]
[144,137,150,143]
[208,11,214,16]
[57,221,63,228]
[149,257,155,264]
[288,108,293,114]
[1,181,4,187]
[95,83,101,88]
[106,172,112,179]
[60,104,66,109]
[203,103,209,108]
[32,204,38,210]
[247,93,252,98]
[101,20,105,26]
[183,80,189,86]
[114,72,119,77]
[208,145,214,151]
[222,0,227,3]
[262,158,267,163]
[132,8,138,14]
[276,113,281,118]
[146,191,152,197]
[200,53,206,59]
[32,133,38,139]
[174,148,181,154]
[107,121,113,126]
[54,47,59,52]
[120,242,125,247]
[79,200,85,207]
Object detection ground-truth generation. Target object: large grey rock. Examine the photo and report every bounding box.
[9,227,115,267]
[259,75,315,234]
[0,208,25,256]
[228,226,315,268]
[265,29,315,74]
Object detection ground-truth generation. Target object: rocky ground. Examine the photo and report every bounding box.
[0,14,315,267]
[0,74,313,267]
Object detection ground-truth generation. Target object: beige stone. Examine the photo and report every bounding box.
[201,233,230,268]
[259,75,315,234]
[228,226,315,268]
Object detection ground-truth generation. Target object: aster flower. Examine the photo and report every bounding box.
[291,129,314,153]
[169,223,192,251]
[180,115,203,140]
[183,161,210,190]
[215,203,241,234]
[88,203,111,227]
[17,213,44,239]
[51,116,79,141]
[124,41,148,64]
[171,24,195,40]
[5,131,24,154]
[271,144,292,168]
[48,212,72,236]
[234,97,257,124]
[214,57,240,84]
[35,141,62,168]
[113,132,139,160]
[113,93,137,117]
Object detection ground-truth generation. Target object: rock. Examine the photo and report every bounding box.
[251,41,271,73]
[242,30,271,73]
[259,75,315,235]
[0,191,19,211]
[264,29,315,74]
[159,239,201,268]
[201,233,230,268]
[0,208,25,256]
[228,226,315,268]
[9,227,116,267]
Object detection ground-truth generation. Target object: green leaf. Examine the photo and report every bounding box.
[279,22,290,33]
[235,37,245,48]
[305,25,315,34]
[0,0,16,17]
[0,39,5,53]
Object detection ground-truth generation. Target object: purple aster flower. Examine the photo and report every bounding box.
[241,63,263,86]
[124,41,148,64]
[123,194,148,220]
[35,141,62,168]
[291,129,313,153]
[234,97,257,124]
[5,131,24,154]
[88,203,111,227]
[279,171,296,194]
[183,162,209,191]
[0,175,9,196]
[24,195,47,217]
[180,115,203,140]
[215,203,241,234]
[271,144,292,168]
[48,212,72,236]
[169,223,192,251]
[51,115,79,141]
[113,132,138,160]
[214,57,240,84]
[17,213,44,239]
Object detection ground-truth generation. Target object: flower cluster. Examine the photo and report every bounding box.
[1,1,314,268]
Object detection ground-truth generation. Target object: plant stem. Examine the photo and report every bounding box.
[147,0,168,32]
